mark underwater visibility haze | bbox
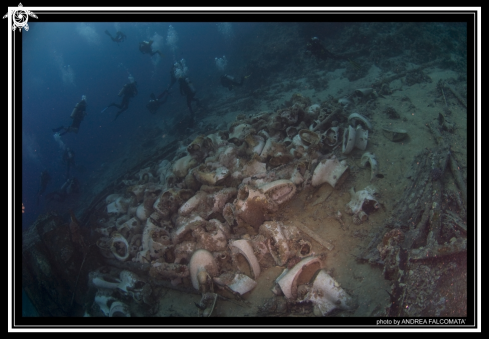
[20,21,469,320]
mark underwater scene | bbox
[20,22,468,319]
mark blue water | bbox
[21,22,257,230]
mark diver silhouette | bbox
[306,37,346,61]
[52,95,87,136]
[139,40,163,57]
[105,30,127,43]
[179,77,201,128]
[220,74,245,91]
[102,76,138,121]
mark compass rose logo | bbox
[3,3,38,32]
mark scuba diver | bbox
[220,74,245,91]
[146,91,170,114]
[36,170,51,206]
[306,37,347,61]
[62,147,76,178]
[64,177,80,195]
[105,30,127,43]
[102,76,138,121]
[45,177,80,203]
[179,77,201,128]
[52,95,87,136]
[139,40,163,57]
[167,62,180,91]
[146,59,187,114]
